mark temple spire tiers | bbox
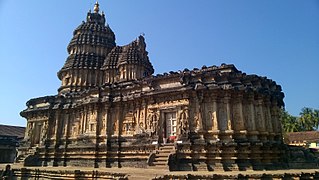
[20,3,287,171]
[58,2,116,94]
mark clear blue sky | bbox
[0,1,318,127]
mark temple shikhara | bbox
[19,2,286,171]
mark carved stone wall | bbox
[19,3,285,171]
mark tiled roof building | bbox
[0,124,25,163]
[285,131,319,147]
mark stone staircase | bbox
[151,143,175,169]
[16,147,38,164]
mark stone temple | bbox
[19,2,285,171]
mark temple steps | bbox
[16,147,38,164]
[150,143,175,169]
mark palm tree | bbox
[299,107,319,131]
[281,109,300,132]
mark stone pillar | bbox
[114,104,120,136]
[83,106,88,134]
[142,100,147,132]
[135,102,141,134]
[247,93,258,141]
[64,111,70,137]
[80,109,84,134]
[218,93,233,142]
[53,110,62,166]
[265,98,274,140]
[105,104,112,168]
[63,110,71,166]
[25,122,32,141]
[233,94,246,140]
[212,97,218,131]
[159,110,165,143]
[54,110,61,144]
[256,97,267,141]
[188,92,197,132]
[271,99,282,141]
[104,105,110,137]
[197,92,206,143]
[207,93,219,141]
[270,99,282,167]
[225,95,232,131]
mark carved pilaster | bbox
[188,92,197,132]
[256,97,265,132]
[103,104,110,137]
[247,93,258,140]
[80,109,84,134]
[196,91,204,131]
[64,111,70,137]
[54,110,61,145]
[224,94,232,131]
[233,93,246,140]
[83,106,88,134]
[271,99,282,141]
[264,98,273,136]
[233,94,245,131]
[113,104,121,136]
[211,93,218,131]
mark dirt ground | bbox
[1,163,319,180]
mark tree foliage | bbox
[281,107,319,132]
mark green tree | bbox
[280,109,300,132]
[281,107,319,132]
[299,107,319,131]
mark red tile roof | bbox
[285,131,319,142]
[0,124,25,138]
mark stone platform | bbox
[1,164,319,180]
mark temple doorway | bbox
[164,112,177,143]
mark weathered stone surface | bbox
[17,2,317,172]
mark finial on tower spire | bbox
[94,1,100,13]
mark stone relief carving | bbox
[27,123,33,140]
[147,110,159,136]
[195,114,201,131]
[122,112,136,135]
[179,110,189,135]
[90,111,97,122]
[208,111,213,129]
[41,121,48,141]
[112,121,117,133]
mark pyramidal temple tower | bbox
[58,2,153,94]
[19,2,286,171]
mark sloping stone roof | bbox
[0,124,25,138]
[285,131,319,142]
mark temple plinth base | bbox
[219,130,234,142]
[247,131,259,141]
[234,130,247,141]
